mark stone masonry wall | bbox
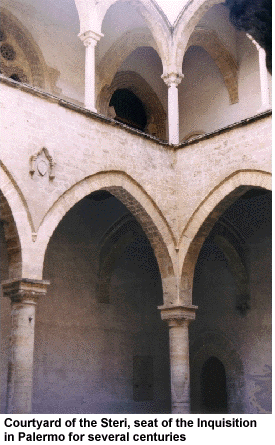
[0,79,272,415]
[0,79,271,284]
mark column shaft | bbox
[85,41,97,112]
[246,34,270,111]
[258,47,270,109]
[79,30,103,112]
[160,305,197,414]
[168,84,180,144]
[2,279,49,414]
[169,320,190,413]
[162,72,183,145]
[7,298,37,413]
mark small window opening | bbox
[201,356,228,413]
[109,89,147,131]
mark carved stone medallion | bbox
[29,147,55,180]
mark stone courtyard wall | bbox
[0,78,272,414]
[0,79,271,281]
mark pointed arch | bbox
[0,162,34,279]
[0,7,49,89]
[186,27,238,104]
[100,0,171,61]
[96,28,159,93]
[35,171,177,303]
[172,0,222,72]
[179,170,271,303]
[190,329,245,413]
[74,0,171,70]
[97,70,167,139]
[0,191,22,280]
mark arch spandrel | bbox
[178,170,272,305]
[35,171,177,304]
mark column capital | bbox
[78,30,104,47]
[159,304,198,326]
[2,278,50,303]
[161,72,184,87]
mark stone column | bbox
[162,72,183,144]
[160,305,197,413]
[79,30,103,112]
[2,278,50,414]
[247,34,270,111]
[258,47,270,110]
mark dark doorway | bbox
[201,356,228,413]
[109,88,147,131]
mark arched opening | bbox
[0,8,46,89]
[98,69,167,139]
[96,0,168,137]
[1,4,83,102]
[97,0,169,67]
[109,88,147,131]
[0,193,10,414]
[189,187,272,413]
[176,2,266,137]
[33,190,170,413]
[0,190,22,279]
[0,189,23,413]
[36,173,176,297]
[201,356,228,413]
